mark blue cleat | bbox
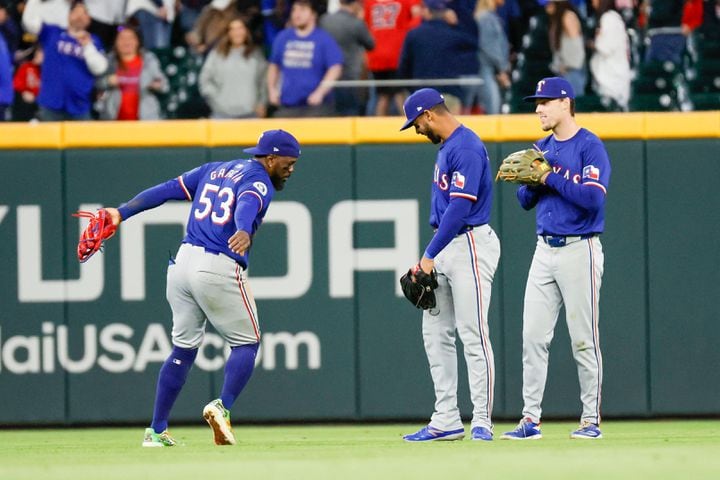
[570,421,603,439]
[501,417,542,440]
[403,425,465,442]
[471,426,493,441]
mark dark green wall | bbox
[0,138,717,426]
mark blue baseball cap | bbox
[244,129,301,157]
[523,76,575,102]
[400,88,446,131]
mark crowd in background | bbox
[0,0,718,122]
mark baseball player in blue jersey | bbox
[101,129,301,447]
[501,77,610,440]
[400,88,501,442]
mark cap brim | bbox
[523,94,573,102]
[399,118,416,131]
[523,94,552,102]
[243,147,264,155]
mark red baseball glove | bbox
[73,209,117,263]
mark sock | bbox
[150,346,198,433]
[220,343,259,410]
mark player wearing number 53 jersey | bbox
[502,77,610,441]
[400,89,501,442]
[103,129,301,447]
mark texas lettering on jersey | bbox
[433,164,449,190]
[551,165,582,183]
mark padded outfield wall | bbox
[0,113,718,426]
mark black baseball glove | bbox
[399,264,439,310]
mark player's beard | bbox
[426,130,442,144]
[271,176,286,191]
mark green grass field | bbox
[1,421,718,480]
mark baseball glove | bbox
[399,264,439,310]
[73,209,117,263]
[496,148,552,186]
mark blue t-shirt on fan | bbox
[269,27,343,107]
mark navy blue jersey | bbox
[180,159,275,266]
[429,125,493,228]
[518,128,611,235]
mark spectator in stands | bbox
[12,44,42,120]
[0,20,11,120]
[178,0,213,40]
[96,24,167,120]
[545,0,587,96]
[474,0,511,114]
[0,0,21,62]
[364,0,421,115]
[84,0,128,50]
[589,0,630,110]
[199,16,267,118]
[187,0,238,54]
[261,0,291,53]
[126,0,175,50]
[235,0,264,45]
[320,0,376,116]
[495,0,524,56]
[443,0,483,112]
[23,0,108,121]
[398,0,479,112]
[681,0,703,35]
[571,0,587,18]
[643,0,685,64]
[267,0,343,117]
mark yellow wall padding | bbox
[0,112,717,149]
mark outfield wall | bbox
[0,113,718,426]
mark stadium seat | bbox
[575,94,619,112]
[629,92,679,112]
[689,92,720,110]
[152,46,209,119]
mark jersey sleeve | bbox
[447,147,487,202]
[116,177,189,220]
[424,196,473,259]
[579,140,611,195]
[234,192,263,233]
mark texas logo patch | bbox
[451,171,466,189]
[582,165,600,181]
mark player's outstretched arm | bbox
[117,178,189,221]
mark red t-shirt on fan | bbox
[364,0,421,72]
[116,55,143,120]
